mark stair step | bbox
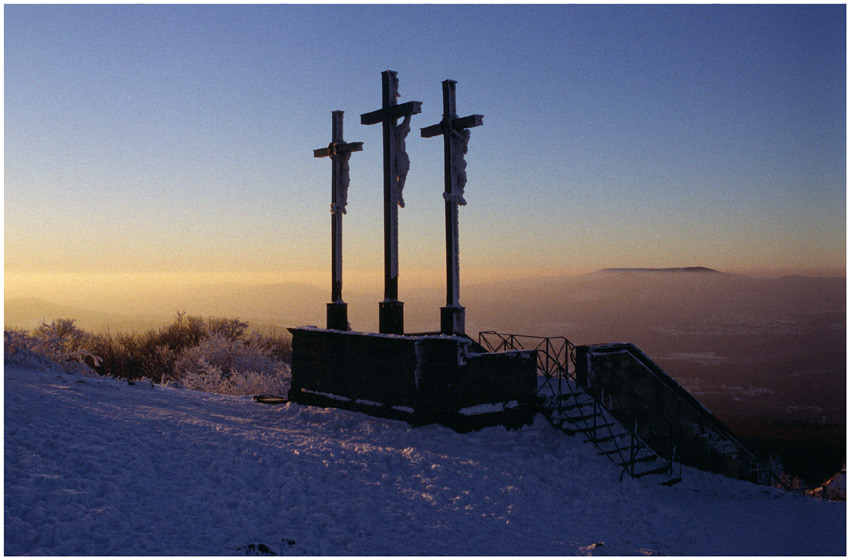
[634,465,671,478]
[559,425,578,436]
[554,391,585,399]
[558,399,595,412]
[618,454,656,467]
[573,422,615,434]
[543,388,683,484]
[588,432,629,444]
[562,412,604,424]
[598,445,640,457]
[557,391,588,400]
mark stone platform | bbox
[287,327,538,432]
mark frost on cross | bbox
[449,128,471,206]
[388,72,410,208]
[333,151,352,215]
[387,71,412,209]
[395,115,412,208]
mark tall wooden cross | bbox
[361,70,422,334]
[421,80,483,335]
[313,110,363,331]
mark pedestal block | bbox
[440,305,465,336]
[379,300,404,335]
[326,302,349,331]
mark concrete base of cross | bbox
[326,302,349,331]
[440,305,465,336]
[379,300,404,335]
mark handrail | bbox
[479,331,786,489]
[478,331,574,385]
[479,331,677,479]
[585,344,788,490]
[588,344,756,460]
[588,359,679,471]
[479,331,574,404]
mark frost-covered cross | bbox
[360,70,422,335]
[313,110,363,331]
[421,80,483,335]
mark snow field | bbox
[4,361,845,555]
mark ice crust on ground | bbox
[4,362,845,556]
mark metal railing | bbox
[585,356,681,479]
[585,344,787,489]
[478,331,575,400]
[478,332,678,481]
[479,331,787,489]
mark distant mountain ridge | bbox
[4,297,168,332]
[596,267,721,274]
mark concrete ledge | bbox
[290,387,537,432]
[288,327,537,432]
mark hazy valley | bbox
[7,268,844,426]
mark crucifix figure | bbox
[421,80,483,335]
[313,110,363,331]
[361,70,422,334]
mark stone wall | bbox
[288,327,537,431]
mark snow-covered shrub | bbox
[5,314,292,396]
[91,314,261,382]
[206,317,249,340]
[155,312,209,352]
[179,363,291,396]
[171,331,291,396]
[4,329,63,373]
[4,322,101,376]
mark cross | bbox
[361,70,422,335]
[421,79,483,335]
[313,110,363,331]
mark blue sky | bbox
[5,4,846,293]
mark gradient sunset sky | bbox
[5,4,846,300]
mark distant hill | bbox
[4,281,331,334]
[596,267,721,274]
[4,298,170,333]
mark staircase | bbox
[478,332,681,485]
[479,332,787,488]
[547,378,682,484]
[577,343,784,485]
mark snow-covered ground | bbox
[4,357,845,556]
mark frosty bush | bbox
[171,331,291,396]
[4,314,292,397]
[179,364,291,397]
[4,320,101,376]
[87,313,291,383]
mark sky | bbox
[4,4,847,303]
